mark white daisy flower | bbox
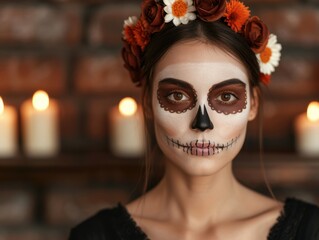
[163,0,196,26]
[123,16,138,28]
[256,34,282,75]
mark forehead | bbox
[153,40,249,85]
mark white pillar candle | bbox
[21,90,59,158]
[0,97,17,158]
[295,101,319,156]
[110,97,145,157]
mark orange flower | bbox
[123,26,136,45]
[224,0,250,32]
[122,16,138,45]
[132,20,151,50]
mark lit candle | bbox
[295,101,319,156]
[110,97,145,157]
[0,97,17,157]
[21,90,59,157]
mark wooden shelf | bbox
[0,153,318,188]
[234,153,319,187]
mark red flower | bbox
[122,41,143,86]
[243,16,269,53]
[141,0,165,33]
[260,73,271,85]
[194,0,226,22]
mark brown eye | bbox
[217,92,238,104]
[167,91,189,102]
[157,79,197,113]
[207,80,247,115]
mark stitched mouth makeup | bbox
[166,136,239,156]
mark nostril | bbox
[191,105,214,132]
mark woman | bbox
[69,0,319,239]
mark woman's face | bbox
[152,40,258,176]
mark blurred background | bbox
[0,0,318,239]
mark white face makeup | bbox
[152,41,256,175]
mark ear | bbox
[248,87,259,121]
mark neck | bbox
[153,159,242,226]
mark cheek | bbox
[211,108,250,139]
[153,89,192,137]
[153,106,192,137]
[211,92,252,136]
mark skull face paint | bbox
[157,78,197,113]
[152,41,257,175]
[157,78,248,115]
[208,79,247,115]
[166,136,239,157]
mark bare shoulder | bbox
[126,184,164,219]
[125,193,159,222]
[250,194,283,227]
[237,187,283,238]
[240,185,283,217]
[249,190,282,214]
[125,198,144,217]
[126,195,169,239]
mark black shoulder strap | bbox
[68,204,148,240]
[68,207,121,240]
[293,199,319,240]
[268,198,319,240]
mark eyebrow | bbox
[211,79,246,90]
[158,78,194,89]
[159,78,246,90]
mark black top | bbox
[69,198,319,240]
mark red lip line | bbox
[166,137,239,156]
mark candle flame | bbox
[0,97,4,114]
[32,90,50,111]
[119,97,137,116]
[307,101,319,122]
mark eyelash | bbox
[215,91,239,104]
[166,90,190,103]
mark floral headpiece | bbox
[122,0,282,86]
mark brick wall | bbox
[0,0,318,239]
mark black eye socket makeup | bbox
[157,78,197,114]
[207,79,247,115]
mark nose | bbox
[191,105,214,132]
